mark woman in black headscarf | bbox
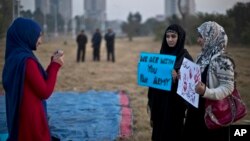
[147,24,193,141]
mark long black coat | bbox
[148,24,193,141]
[76,34,87,47]
[91,32,102,48]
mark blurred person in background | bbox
[104,28,116,62]
[76,29,88,62]
[91,28,102,61]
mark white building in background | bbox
[33,0,72,36]
[165,0,178,18]
[164,0,196,18]
[58,0,72,22]
[34,0,50,14]
[84,0,106,32]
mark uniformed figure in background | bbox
[91,28,102,61]
[76,30,88,62]
[104,28,116,62]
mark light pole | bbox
[12,0,15,20]
[54,4,58,37]
[72,18,76,39]
[12,0,20,20]
[51,3,58,37]
[17,0,20,17]
[43,1,48,42]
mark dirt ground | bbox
[0,36,250,141]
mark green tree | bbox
[56,13,65,32]
[74,16,81,33]
[126,12,135,41]
[141,18,158,36]
[84,17,98,33]
[152,21,167,41]
[33,8,44,27]
[241,22,250,44]
[0,0,12,39]
[183,15,200,45]
[134,12,142,36]
[197,13,235,45]
[122,12,142,41]
[227,2,250,44]
[20,10,33,19]
[46,14,54,33]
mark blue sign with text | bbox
[137,52,176,91]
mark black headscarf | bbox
[160,24,189,70]
[147,23,192,97]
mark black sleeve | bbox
[147,87,154,112]
[174,49,193,70]
[76,35,79,43]
[184,49,193,62]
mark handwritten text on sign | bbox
[177,58,201,108]
[137,52,176,91]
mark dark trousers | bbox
[76,46,86,62]
[183,98,230,141]
[107,46,115,62]
[93,47,100,61]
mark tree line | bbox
[0,2,250,45]
[122,2,250,45]
[0,1,68,39]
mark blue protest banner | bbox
[137,52,176,91]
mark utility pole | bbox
[43,0,48,41]
[53,4,58,37]
[12,0,15,20]
[12,0,21,21]
[17,0,20,18]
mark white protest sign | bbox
[177,58,201,108]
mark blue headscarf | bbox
[2,17,46,140]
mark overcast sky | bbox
[21,0,250,21]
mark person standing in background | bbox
[2,17,64,141]
[91,28,102,61]
[104,28,116,62]
[76,30,88,62]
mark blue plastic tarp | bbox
[0,90,125,141]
